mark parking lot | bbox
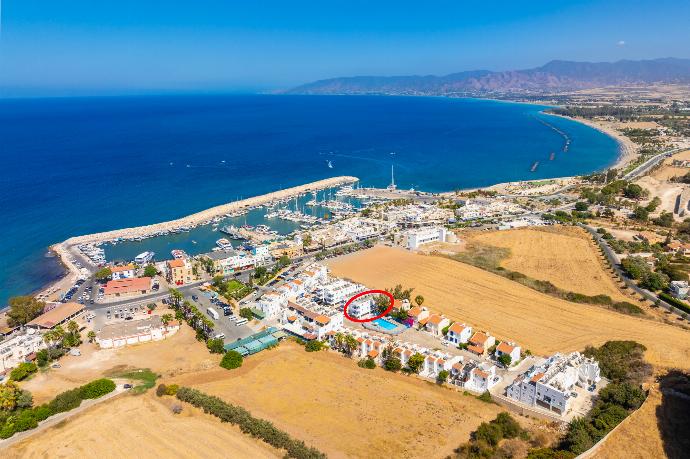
[185,287,254,345]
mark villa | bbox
[495,341,521,365]
[465,362,500,392]
[446,322,473,344]
[467,331,496,356]
[407,306,429,327]
[425,314,450,336]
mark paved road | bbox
[579,223,688,318]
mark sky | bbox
[0,0,688,96]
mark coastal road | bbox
[623,147,682,181]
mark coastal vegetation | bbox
[5,296,45,327]
[0,378,116,439]
[449,412,531,459]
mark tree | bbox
[305,340,324,352]
[169,289,183,307]
[407,353,425,373]
[206,338,225,354]
[574,202,589,212]
[623,183,646,199]
[383,356,402,372]
[6,296,45,327]
[87,331,96,343]
[67,320,79,335]
[374,294,391,315]
[143,264,158,277]
[0,381,23,411]
[220,351,243,370]
[414,295,424,306]
[254,266,267,279]
[653,211,674,227]
[498,353,512,367]
[277,255,291,268]
[161,313,173,326]
[632,206,649,221]
[239,308,253,320]
[436,370,449,384]
[639,271,668,291]
[343,335,359,356]
[94,267,112,281]
[621,256,650,280]
[302,233,312,246]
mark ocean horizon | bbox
[0,94,619,306]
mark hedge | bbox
[176,387,325,459]
[658,292,690,314]
[0,378,117,439]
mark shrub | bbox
[0,423,16,439]
[32,404,53,422]
[47,388,82,414]
[165,384,179,396]
[478,391,493,403]
[36,349,49,367]
[358,358,376,369]
[304,340,324,352]
[10,362,38,381]
[79,378,116,399]
[611,301,644,315]
[436,370,449,384]
[384,357,402,372]
[220,351,243,370]
[171,404,183,414]
[475,421,503,446]
[206,338,225,354]
[13,409,38,432]
[156,384,168,397]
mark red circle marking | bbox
[343,290,394,323]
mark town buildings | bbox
[103,277,153,299]
[446,322,473,345]
[110,264,136,280]
[166,258,196,285]
[26,302,85,330]
[405,227,449,250]
[0,330,46,371]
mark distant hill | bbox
[287,58,690,95]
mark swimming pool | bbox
[373,318,398,330]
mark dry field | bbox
[468,227,630,301]
[590,388,666,459]
[4,392,280,459]
[650,149,690,181]
[327,246,690,370]
[21,325,218,404]
[172,341,507,459]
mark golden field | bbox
[327,245,690,370]
[469,227,630,301]
[4,393,280,459]
[172,341,507,459]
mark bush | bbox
[659,292,690,314]
[48,388,82,414]
[0,423,16,439]
[611,301,643,315]
[36,349,49,367]
[304,340,324,352]
[220,351,243,370]
[32,405,52,422]
[79,378,116,399]
[436,369,449,384]
[384,356,402,372]
[358,358,376,369]
[10,362,38,381]
[478,391,493,403]
[206,338,225,354]
[166,384,179,396]
[156,384,168,397]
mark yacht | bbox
[216,239,233,250]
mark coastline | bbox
[38,176,357,301]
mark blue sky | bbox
[0,0,688,96]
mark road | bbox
[579,223,688,318]
[623,148,683,181]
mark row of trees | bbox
[168,289,214,341]
[174,387,325,459]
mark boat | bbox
[530,161,540,172]
[171,249,187,259]
[549,152,555,161]
[220,225,244,239]
[134,251,155,264]
[216,238,233,250]
[327,160,333,169]
[335,185,354,196]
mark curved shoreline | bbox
[38,176,358,300]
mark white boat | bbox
[327,160,333,169]
[216,238,233,250]
[134,251,155,264]
[335,185,354,196]
[171,249,187,259]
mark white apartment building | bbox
[282,301,344,341]
[347,297,375,320]
[0,330,46,371]
[405,227,448,250]
[506,352,601,415]
[315,279,365,305]
[257,292,288,319]
[670,280,690,299]
[465,362,500,392]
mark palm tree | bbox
[334,332,344,352]
[414,295,424,306]
[344,335,359,357]
[170,289,183,308]
[42,330,55,348]
[67,320,79,335]
[87,330,96,343]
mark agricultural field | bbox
[172,341,511,459]
[3,392,280,459]
[468,227,630,301]
[327,245,690,370]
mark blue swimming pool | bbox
[373,318,398,330]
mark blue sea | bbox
[0,95,619,306]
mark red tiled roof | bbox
[103,277,152,295]
[496,342,516,355]
[470,332,489,345]
[167,259,185,268]
[448,322,467,334]
[110,264,135,273]
[467,344,484,355]
[368,349,379,358]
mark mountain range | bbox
[287,58,690,95]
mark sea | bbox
[0,94,619,306]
